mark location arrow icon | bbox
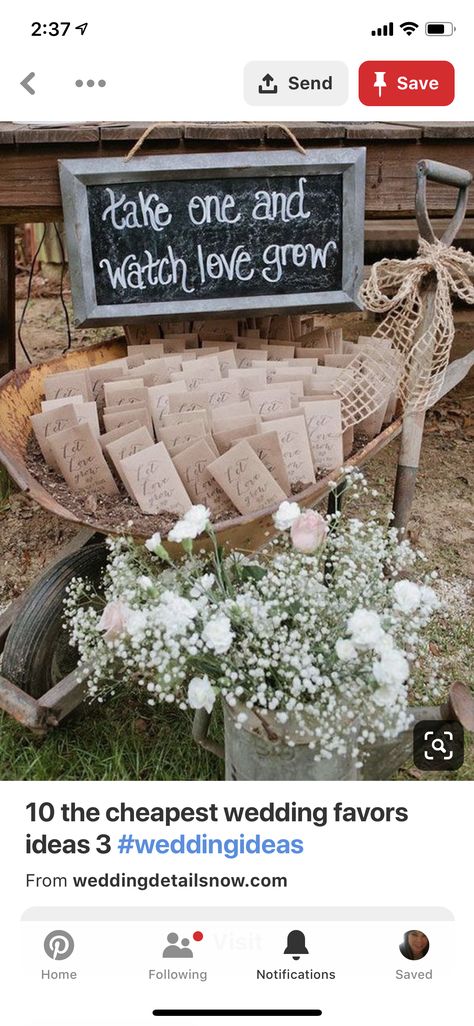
[20,72,36,95]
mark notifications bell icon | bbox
[284,929,309,960]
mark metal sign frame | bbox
[59,147,366,326]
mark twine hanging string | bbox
[360,238,474,412]
[124,123,162,161]
[124,122,307,162]
[271,124,307,155]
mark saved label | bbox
[359,61,455,106]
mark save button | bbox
[359,61,454,106]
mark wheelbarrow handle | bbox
[416,158,473,247]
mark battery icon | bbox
[425,22,455,35]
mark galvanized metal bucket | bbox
[222,701,361,781]
[192,683,474,781]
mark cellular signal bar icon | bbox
[372,22,394,36]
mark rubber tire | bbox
[2,543,107,699]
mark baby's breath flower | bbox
[64,475,441,764]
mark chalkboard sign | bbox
[59,148,366,326]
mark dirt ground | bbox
[1,276,473,613]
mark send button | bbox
[289,74,334,92]
[245,62,348,105]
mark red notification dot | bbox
[193,931,204,941]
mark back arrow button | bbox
[20,72,36,95]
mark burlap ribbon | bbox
[360,238,474,411]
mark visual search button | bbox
[413,720,464,770]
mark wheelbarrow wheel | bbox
[2,543,107,699]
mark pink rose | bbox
[98,599,130,640]
[290,510,328,553]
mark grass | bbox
[0,701,223,782]
[398,606,474,781]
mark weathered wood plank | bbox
[403,122,474,140]
[37,669,88,724]
[13,125,101,144]
[346,123,423,139]
[100,122,183,142]
[265,123,347,141]
[432,350,474,403]
[183,122,266,142]
[1,140,473,220]
[0,206,62,223]
[0,225,15,376]
[0,124,16,144]
[0,147,107,214]
[0,674,43,730]
[365,217,474,241]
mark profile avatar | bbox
[399,930,429,960]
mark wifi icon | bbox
[400,21,419,36]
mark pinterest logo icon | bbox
[44,931,75,961]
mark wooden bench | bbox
[1,120,474,372]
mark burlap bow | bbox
[360,238,474,411]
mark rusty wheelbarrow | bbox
[0,336,471,775]
[0,335,406,731]
[0,337,472,777]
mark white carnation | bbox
[372,683,400,708]
[137,575,153,590]
[190,573,216,599]
[168,520,192,543]
[347,608,385,649]
[187,675,216,714]
[199,573,216,591]
[126,609,148,637]
[157,591,198,634]
[373,631,395,657]
[393,579,421,614]
[273,501,301,531]
[185,503,211,533]
[419,584,439,612]
[372,648,410,688]
[145,532,162,554]
[168,505,211,543]
[202,614,234,654]
[335,638,358,662]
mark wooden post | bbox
[0,225,16,376]
[392,410,426,531]
[392,283,435,532]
